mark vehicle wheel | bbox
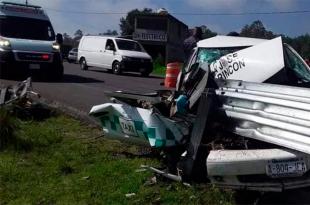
[112,61,122,75]
[80,58,88,70]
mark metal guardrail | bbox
[215,79,310,154]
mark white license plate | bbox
[119,117,137,136]
[29,64,40,69]
[266,158,307,178]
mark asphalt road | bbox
[0,62,164,113]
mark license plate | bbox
[266,158,307,178]
[119,117,137,136]
[29,64,40,69]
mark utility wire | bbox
[45,8,310,16]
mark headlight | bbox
[0,38,11,50]
[52,43,60,51]
[122,56,131,61]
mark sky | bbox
[6,0,310,37]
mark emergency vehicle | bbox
[0,1,63,80]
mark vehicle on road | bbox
[67,48,78,63]
[0,1,64,80]
[78,36,153,76]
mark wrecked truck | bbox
[90,36,310,192]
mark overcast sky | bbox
[7,0,310,37]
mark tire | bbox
[80,58,88,70]
[112,61,122,75]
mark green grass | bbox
[152,63,166,76]
[0,115,235,205]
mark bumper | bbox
[68,55,77,61]
[0,50,63,73]
[207,149,310,192]
[121,59,153,72]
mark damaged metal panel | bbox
[216,79,310,154]
[207,149,309,176]
[89,103,189,148]
[0,77,33,106]
[208,175,310,192]
[210,37,284,82]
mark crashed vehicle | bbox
[90,36,310,192]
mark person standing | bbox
[183,27,203,60]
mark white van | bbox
[78,36,153,76]
[0,1,64,80]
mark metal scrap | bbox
[0,77,38,107]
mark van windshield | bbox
[284,45,310,82]
[196,47,248,65]
[115,39,143,52]
[0,16,55,41]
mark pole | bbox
[26,0,28,5]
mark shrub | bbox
[0,107,19,149]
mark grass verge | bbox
[152,63,166,77]
[0,115,235,204]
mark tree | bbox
[119,8,153,36]
[99,30,118,36]
[62,33,73,45]
[73,29,83,41]
[240,20,275,39]
[201,25,217,39]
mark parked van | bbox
[78,36,153,76]
[0,1,64,80]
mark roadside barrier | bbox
[164,62,181,88]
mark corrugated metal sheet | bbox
[215,79,310,154]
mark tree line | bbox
[63,8,310,59]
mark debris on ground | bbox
[125,193,136,198]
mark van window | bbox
[0,16,55,41]
[115,39,143,52]
[106,39,115,51]
[284,45,310,82]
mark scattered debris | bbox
[125,193,136,198]
[81,176,90,180]
[0,77,39,107]
[135,168,147,173]
[141,165,181,182]
[144,176,157,186]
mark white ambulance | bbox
[0,1,63,80]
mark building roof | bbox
[197,35,267,48]
[135,13,188,28]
